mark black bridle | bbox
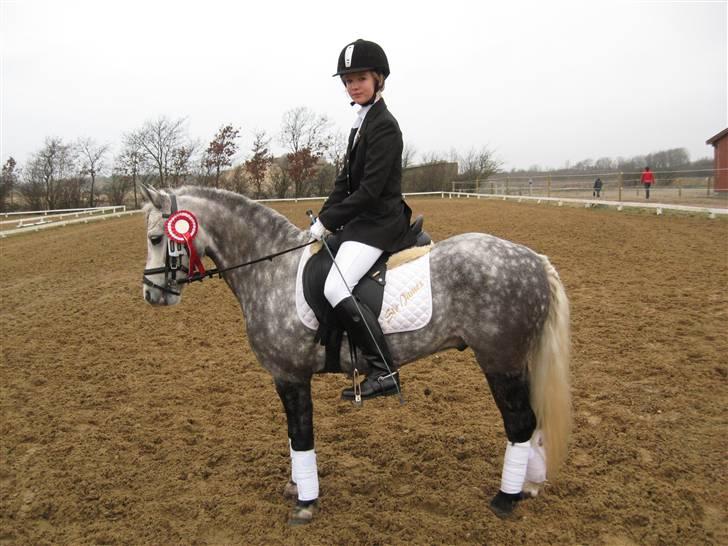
[142,195,314,297]
[142,195,188,296]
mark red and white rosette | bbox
[165,210,206,277]
[165,210,198,242]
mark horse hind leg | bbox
[482,369,539,518]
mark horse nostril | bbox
[145,291,151,302]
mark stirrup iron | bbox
[353,368,362,406]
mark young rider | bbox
[309,39,416,401]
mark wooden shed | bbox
[706,128,728,192]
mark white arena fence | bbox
[0,207,136,238]
[1,190,725,239]
[1,206,127,229]
[439,191,728,219]
[451,168,726,204]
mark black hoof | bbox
[287,499,319,526]
[489,491,524,519]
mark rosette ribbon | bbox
[165,210,206,278]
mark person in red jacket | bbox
[640,167,655,199]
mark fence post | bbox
[707,177,711,196]
[476,178,480,194]
[618,172,623,201]
[547,175,552,198]
[678,178,682,198]
[506,176,510,195]
[490,181,495,195]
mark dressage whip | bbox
[306,210,403,405]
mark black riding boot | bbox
[334,296,400,400]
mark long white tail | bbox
[528,256,572,479]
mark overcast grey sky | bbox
[1,0,726,171]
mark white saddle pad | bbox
[295,245,433,334]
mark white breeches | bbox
[323,241,383,308]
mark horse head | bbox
[140,185,211,306]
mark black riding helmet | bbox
[333,39,390,78]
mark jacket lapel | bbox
[347,127,358,154]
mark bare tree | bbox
[22,138,76,210]
[594,157,616,171]
[202,124,240,187]
[116,138,147,208]
[1,157,18,211]
[56,175,85,209]
[128,116,187,186]
[402,143,417,169]
[196,156,215,187]
[312,162,336,197]
[77,138,109,207]
[326,130,347,175]
[169,144,196,187]
[458,146,502,181]
[227,164,248,195]
[106,174,131,206]
[420,151,448,164]
[279,107,332,197]
[18,169,44,210]
[244,130,273,199]
[269,161,290,199]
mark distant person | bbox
[593,177,603,198]
[640,167,655,199]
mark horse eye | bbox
[149,234,163,246]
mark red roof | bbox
[706,128,728,145]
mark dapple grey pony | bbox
[140,185,571,524]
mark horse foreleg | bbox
[274,377,319,525]
[485,372,538,519]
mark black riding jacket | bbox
[318,99,415,253]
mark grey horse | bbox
[140,185,571,524]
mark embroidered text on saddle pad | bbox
[295,245,433,334]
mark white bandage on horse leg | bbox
[500,440,531,494]
[525,430,547,484]
[290,448,319,502]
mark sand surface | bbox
[1,197,726,545]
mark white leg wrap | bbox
[290,448,319,502]
[500,440,531,494]
[525,430,547,484]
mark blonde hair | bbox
[372,71,386,93]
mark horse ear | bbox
[139,184,166,210]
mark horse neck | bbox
[184,188,306,270]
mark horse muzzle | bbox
[142,275,182,306]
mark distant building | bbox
[706,128,728,193]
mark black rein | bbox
[179,240,315,285]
